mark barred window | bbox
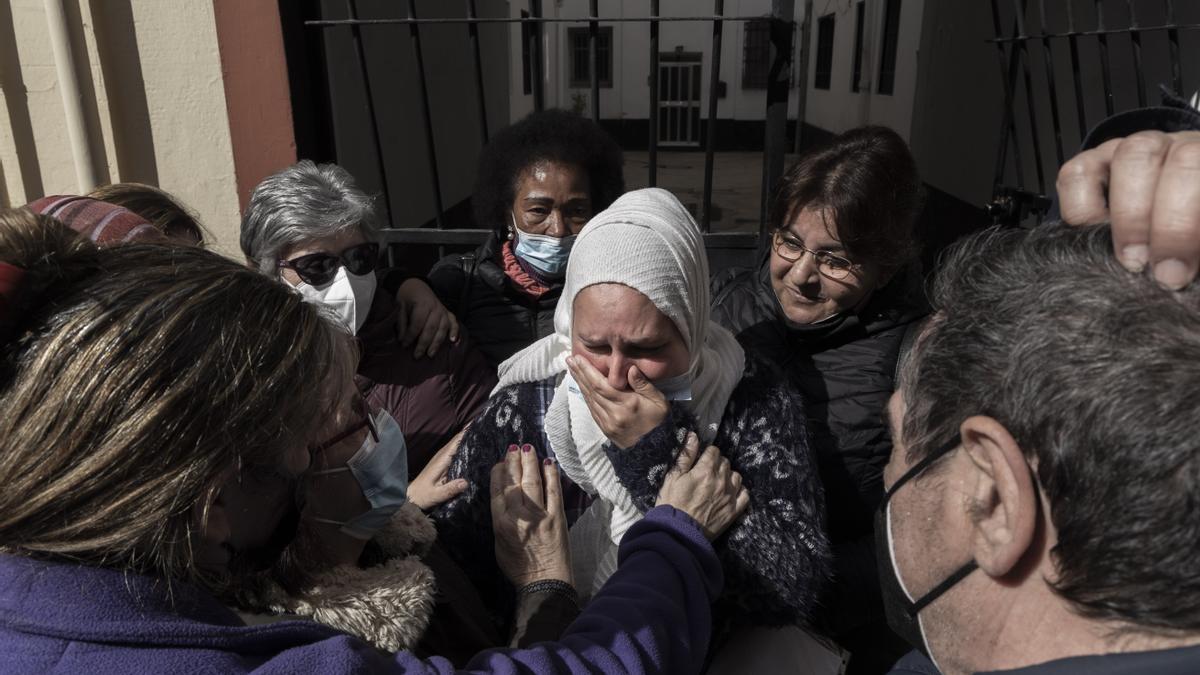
[568,26,614,88]
[814,14,835,90]
[742,19,771,89]
[877,0,902,95]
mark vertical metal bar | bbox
[589,0,600,122]
[990,0,1027,194]
[1036,0,1064,165]
[701,0,725,232]
[466,0,489,143]
[1126,0,1146,107]
[1065,0,1088,140]
[648,0,660,186]
[1165,0,1183,95]
[531,0,545,111]
[407,0,444,228]
[1013,0,1046,193]
[343,0,394,227]
[1095,0,1114,117]
[762,1,795,235]
[793,0,813,155]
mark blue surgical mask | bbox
[512,214,575,278]
[310,410,410,540]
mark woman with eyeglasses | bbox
[426,109,625,369]
[710,126,928,674]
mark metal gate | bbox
[301,0,802,270]
[658,58,702,147]
[987,0,1200,226]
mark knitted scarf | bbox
[495,188,745,548]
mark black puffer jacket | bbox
[427,234,560,369]
[710,262,927,638]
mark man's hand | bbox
[491,444,572,588]
[656,433,750,541]
[1057,130,1200,289]
[566,355,670,449]
[407,428,469,510]
[395,278,459,358]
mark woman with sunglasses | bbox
[242,160,496,478]
[710,126,928,675]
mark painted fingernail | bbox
[507,444,519,453]
[1120,244,1149,272]
[522,444,534,453]
[1154,258,1192,290]
[543,458,554,466]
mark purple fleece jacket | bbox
[0,506,719,674]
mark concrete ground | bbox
[623,150,770,234]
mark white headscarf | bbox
[496,188,745,551]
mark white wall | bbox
[805,0,924,141]
[510,0,808,122]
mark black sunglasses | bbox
[278,242,379,286]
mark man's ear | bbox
[959,415,1037,578]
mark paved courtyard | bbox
[623,151,773,234]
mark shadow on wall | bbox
[0,0,158,206]
[90,0,158,186]
[0,0,44,203]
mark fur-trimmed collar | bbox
[236,502,439,652]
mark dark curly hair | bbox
[770,125,924,276]
[472,109,625,237]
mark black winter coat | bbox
[710,262,927,638]
[427,234,560,369]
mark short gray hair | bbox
[900,222,1200,632]
[240,160,380,275]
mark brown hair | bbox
[88,182,206,245]
[0,207,353,583]
[770,126,924,276]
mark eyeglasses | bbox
[278,242,379,287]
[771,231,857,280]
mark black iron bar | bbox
[343,0,394,227]
[1035,0,1064,165]
[701,0,725,233]
[1165,0,1183,95]
[761,1,794,234]
[985,23,1200,42]
[1012,0,1046,193]
[1065,0,1087,142]
[1126,0,1146,107]
[990,0,1028,196]
[1095,0,1115,117]
[466,0,489,144]
[531,0,544,112]
[648,0,659,187]
[407,0,445,230]
[308,15,786,26]
[589,0,600,122]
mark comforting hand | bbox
[407,428,469,511]
[1057,130,1200,289]
[395,278,459,358]
[566,355,670,449]
[656,433,750,540]
[491,444,573,588]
